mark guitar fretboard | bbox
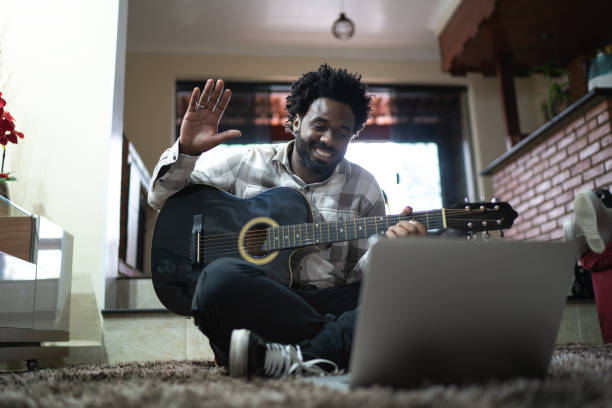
[263,210,446,251]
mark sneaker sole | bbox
[229,329,250,378]
[575,190,605,253]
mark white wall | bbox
[0,0,123,344]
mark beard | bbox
[294,128,340,178]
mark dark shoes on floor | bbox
[228,329,338,378]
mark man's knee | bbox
[192,257,260,311]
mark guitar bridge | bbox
[191,214,203,265]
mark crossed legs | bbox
[191,257,359,368]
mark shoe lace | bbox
[263,343,338,377]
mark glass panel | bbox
[0,251,37,329]
[32,216,73,332]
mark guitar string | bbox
[193,216,504,257]
[194,217,504,244]
[197,220,449,253]
[191,218,448,256]
[197,221,448,258]
[192,215,505,252]
[193,216,448,249]
[190,209,507,244]
[186,207,505,243]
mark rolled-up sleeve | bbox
[148,140,246,210]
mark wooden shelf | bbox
[0,216,33,262]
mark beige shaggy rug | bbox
[1,344,612,407]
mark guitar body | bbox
[151,184,313,316]
[151,184,518,316]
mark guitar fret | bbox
[335,221,339,242]
[264,209,459,252]
[274,226,278,250]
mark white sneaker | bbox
[229,329,338,378]
[564,189,612,254]
[563,217,589,256]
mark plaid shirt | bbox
[148,140,386,289]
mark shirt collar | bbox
[272,140,352,179]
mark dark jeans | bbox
[191,257,359,369]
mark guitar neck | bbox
[263,210,446,251]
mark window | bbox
[176,81,473,210]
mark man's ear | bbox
[292,117,301,134]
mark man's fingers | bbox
[188,87,201,112]
[400,206,413,214]
[214,89,232,115]
[208,79,225,110]
[215,129,242,142]
[198,79,215,108]
[411,220,427,235]
[385,220,426,237]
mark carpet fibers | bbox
[1,344,612,407]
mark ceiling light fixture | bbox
[332,0,355,40]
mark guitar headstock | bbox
[446,200,518,234]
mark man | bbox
[148,64,426,378]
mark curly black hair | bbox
[285,64,371,135]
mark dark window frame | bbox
[175,80,473,208]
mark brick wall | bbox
[491,97,612,241]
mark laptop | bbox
[309,237,575,389]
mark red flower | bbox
[0,107,22,146]
[5,133,17,144]
[0,93,25,179]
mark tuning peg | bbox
[480,196,486,202]
[464,197,469,203]
[482,230,491,240]
[499,229,505,238]
[491,197,498,203]
[467,232,475,241]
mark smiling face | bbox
[290,97,355,183]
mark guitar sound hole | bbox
[244,224,270,258]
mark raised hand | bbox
[179,79,242,156]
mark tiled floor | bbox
[99,300,603,366]
[102,313,215,364]
[556,300,603,344]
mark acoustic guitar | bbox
[151,184,518,316]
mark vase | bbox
[0,182,9,201]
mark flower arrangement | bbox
[0,92,24,182]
